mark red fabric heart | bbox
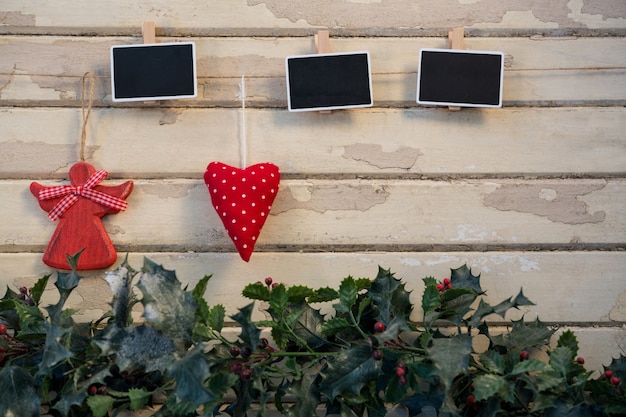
[204,162,280,262]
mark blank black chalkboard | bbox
[417,48,504,108]
[111,42,197,102]
[286,51,373,112]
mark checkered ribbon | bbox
[37,169,128,221]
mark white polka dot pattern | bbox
[204,162,280,262]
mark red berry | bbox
[264,277,273,286]
[88,385,98,395]
[240,346,252,358]
[230,346,241,357]
[611,377,620,386]
[231,362,243,374]
[576,357,585,364]
[466,394,475,406]
[372,350,383,361]
[443,278,450,286]
[373,321,386,333]
[271,282,279,288]
[240,368,252,381]
[0,324,6,335]
[398,376,407,386]
[395,367,406,377]
[519,350,529,361]
[605,370,613,379]
[436,283,444,291]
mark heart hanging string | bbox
[204,75,281,262]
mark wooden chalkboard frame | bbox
[285,51,374,112]
[110,42,197,102]
[416,48,504,108]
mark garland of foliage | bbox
[0,253,624,417]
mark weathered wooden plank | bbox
[1,37,624,106]
[3,178,624,250]
[1,107,625,178]
[1,0,625,34]
[1,252,624,326]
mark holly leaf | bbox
[29,273,50,306]
[369,266,412,324]
[450,264,483,293]
[0,366,40,417]
[428,334,472,389]
[269,283,288,315]
[319,343,381,401]
[490,317,555,349]
[335,276,358,314]
[473,374,506,402]
[322,317,353,336]
[35,322,72,379]
[421,280,440,317]
[285,374,322,417]
[242,282,270,301]
[208,304,226,332]
[556,330,579,359]
[231,303,261,349]
[87,395,115,417]
[168,347,215,405]
[128,388,152,411]
[137,258,197,350]
[286,285,315,303]
[290,303,329,350]
[308,287,339,303]
[479,349,506,375]
[550,346,575,377]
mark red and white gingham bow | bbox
[37,169,129,221]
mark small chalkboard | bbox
[286,51,373,112]
[417,48,504,108]
[110,42,197,102]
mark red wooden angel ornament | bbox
[31,162,134,270]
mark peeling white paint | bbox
[449,224,489,242]
[567,0,626,29]
[470,10,559,29]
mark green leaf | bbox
[168,347,215,405]
[336,276,358,314]
[467,298,495,327]
[319,343,381,401]
[231,302,261,349]
[87,394,116,417]
[428,334,472,389]
[285,374,322,417]
[137,258,197,350]
[369,266,412,324]
[29,273,50,306]
[556,330,579,359]
[242,282,271,301]
[35,322,72,379]
[308,287,339,303]
[0,366,40,417]
[192,274,212,300]
[489,317,556,349]
[479,349,505,374]
[290,303,329,350]
[286,285,314,303]
[511,358,551,375]
[322,317,353,336]
[128,388,152,411]
[449,264,483,293]
[269,283,288,315]
[208,304,226,332]
[473,374,506,402]
[354,277,372,291]
[421,281,440,317]
[550,346,575,377]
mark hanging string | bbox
[79,72,95,162]
[237,75,247,169]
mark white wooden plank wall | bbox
[1,1,625,374]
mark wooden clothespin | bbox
[314,30,332,114]
[141,22,159,104]
[447,27,464,111]
[142,21,156,44]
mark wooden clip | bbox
[447,27,464,111]
[314,30,331,54]
[142,21,156,44]
[314,30,332,113]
